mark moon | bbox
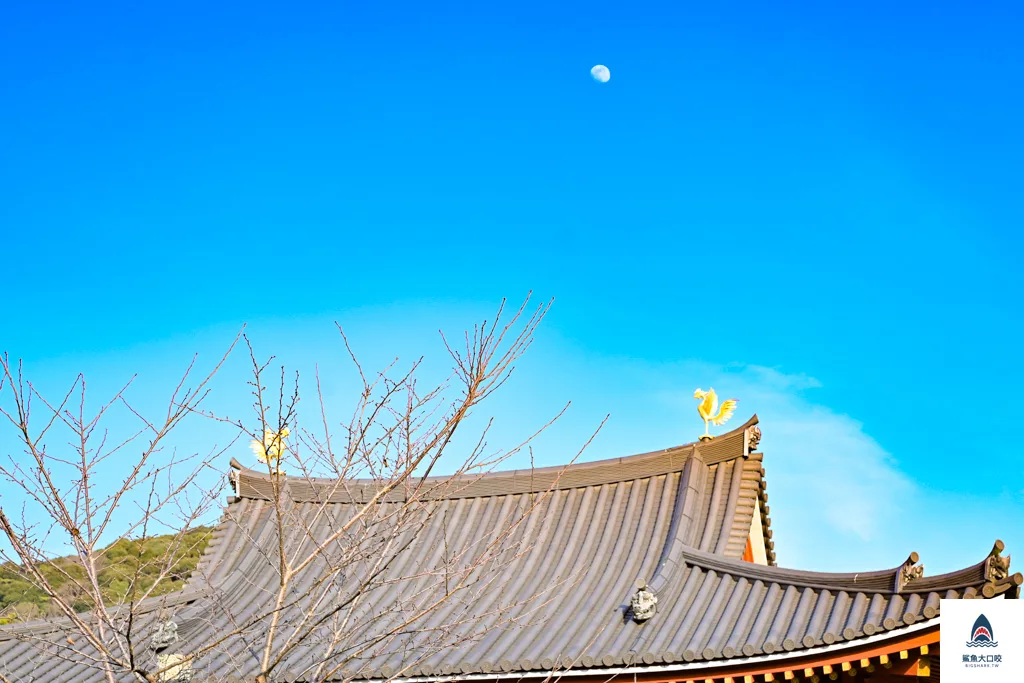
[590,65,610,83]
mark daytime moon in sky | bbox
[591,65,610,83]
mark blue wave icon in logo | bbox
[967,614,998,647]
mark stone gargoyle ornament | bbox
[150,619,195,682]
[631,579,658,623]
[150,619,179,652]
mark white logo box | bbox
[941,599,1024,682]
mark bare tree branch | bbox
[0,298,603,683]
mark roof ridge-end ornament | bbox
[745,424,762,456]
[895,551,923,592]
[985,540,1011,582]
[694,387,738,442]
[630,578,657,623]
[150,619,179,652]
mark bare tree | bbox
[0,297,601,683]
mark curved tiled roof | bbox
[1,416,1020,682]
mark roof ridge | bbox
[670,543,1022,596]
[230,416,760,503]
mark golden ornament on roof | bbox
[694,388,737,441]
[250,427,290,472]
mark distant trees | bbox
[0,297,596,683]
[0,528,212,624]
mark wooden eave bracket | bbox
[674,631,938,683]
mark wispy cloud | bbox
[723,363,824,391]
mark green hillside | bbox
[0,527,212,624]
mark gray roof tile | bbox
[2,416,1021,681]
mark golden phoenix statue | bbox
[250,427,290,473]
[694,388,737,441]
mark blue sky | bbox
[1,1,1021,574]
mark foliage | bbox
[0,527,211,624]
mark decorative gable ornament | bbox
[150,619,194,682]
[746,424,762,451]
[631,579,658,623]
[895,552,924,592]
[985,540,1011,582]
[150,619,179,651]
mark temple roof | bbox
[233,414,773,563]
[1,416,1020,682]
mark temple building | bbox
[1,415,1020,681]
